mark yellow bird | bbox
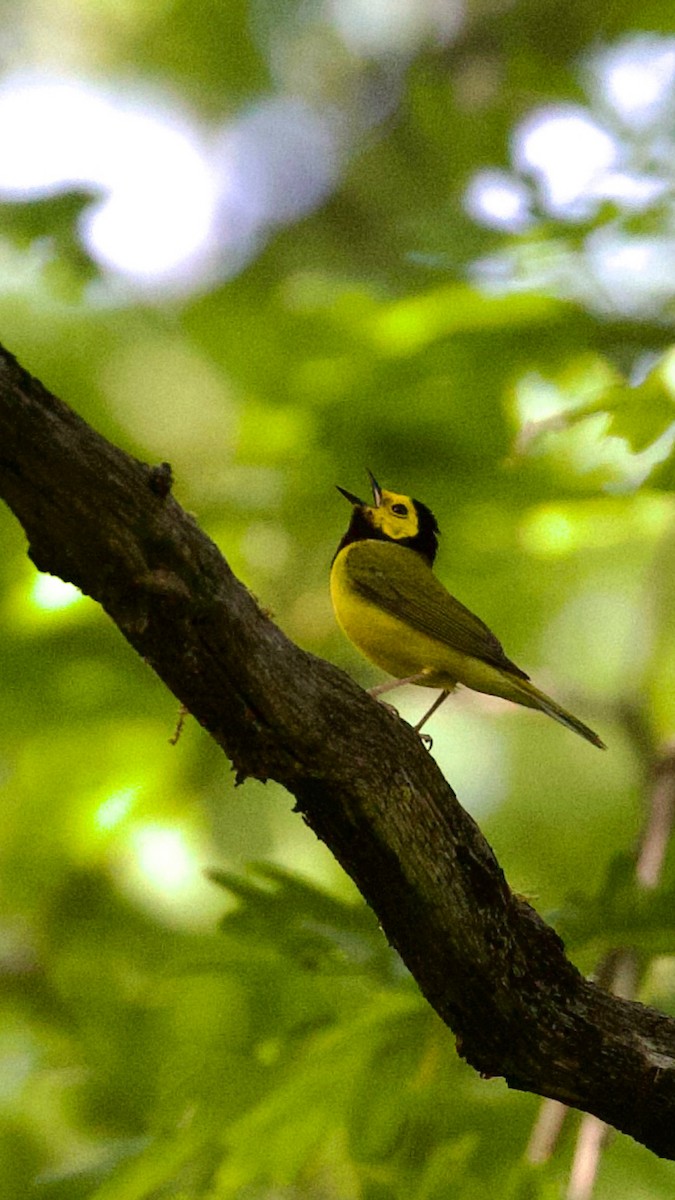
[330,472,605,748]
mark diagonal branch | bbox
[2,344,675,1157]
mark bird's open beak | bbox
[336,485,366,506]
[336,471,382,508]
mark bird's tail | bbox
[512,678,606,749]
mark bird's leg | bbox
[414,690,450,734]
[367,673,430,720]
[368,673,430,697]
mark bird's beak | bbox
[336,485,366,507]
[367,470,382,506]
[336,471,382,508]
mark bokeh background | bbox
[2,2,675,1197]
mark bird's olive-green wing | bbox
[346,542,529,680]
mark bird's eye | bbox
[391,503,408,517]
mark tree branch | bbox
[2,344,675,1158]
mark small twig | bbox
[526,1098,568,1163]
[636,741,675,888]
[614,698,658,776]
[169,704,189,745]
[566,1115,609,1200]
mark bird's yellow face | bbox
[335,473,440,565]
[362,489,420,540]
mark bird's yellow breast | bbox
[330,541,459,688]
[330,540,531,698]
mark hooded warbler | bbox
[330,472,605,748]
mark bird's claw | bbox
[372,696,432,746]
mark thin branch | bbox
[567,1116,610,1200]
[3,343,675,1158]
[637,742,675,888]
[527,1099,568,1164]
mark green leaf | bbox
[556,850,675,954]
[209,863,403,983]
[606,358,675,452]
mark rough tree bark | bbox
[1,343,675,1158]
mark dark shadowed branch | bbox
[2,344,675,1158]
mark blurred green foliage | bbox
[2,1,675,1198]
